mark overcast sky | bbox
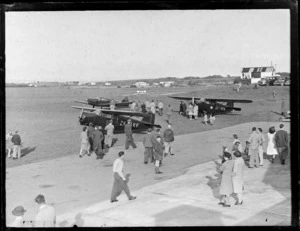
[6,10,290,83]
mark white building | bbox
[134,81,149,88]
[241,66,276,84]
[90,82,96,86]
[105,82,111,86]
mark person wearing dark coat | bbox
[124,119,137,149]
[153,136,164,174]
[93,126,104,159]
[11,130,22,159]
[141,103,147,113]
[274,124,289,165]
[87,123,95,155]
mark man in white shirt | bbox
[33,194,56,227]
[110,151,136,203]
[158,100,164,116]
[105,120,114,148]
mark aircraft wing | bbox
[100,109,146,117]
[169,96,252,103]
[71,106,110,111]
[119,115,161,128]
[74,100,89,105]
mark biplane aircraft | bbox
[74,96,132,108]
[169,95,253,115]
[72,106,161,134]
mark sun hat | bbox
[12,206,26,216]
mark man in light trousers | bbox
[247,127,262,168]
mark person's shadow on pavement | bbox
[206,160,222,200]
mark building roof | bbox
[242,66,275,73]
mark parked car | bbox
[284,79,290,86]
[258,78,276,86]
[273,79,285,86]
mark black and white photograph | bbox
[2,2,297,228]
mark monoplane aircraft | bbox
[169,95,253,115]
[74,96,132,108]
[72,106,161,133]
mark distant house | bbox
[241,66,276,84]
[90,82,96,86]
[105,82,111,86]
[134,81,149,88]
[163,81,175,87]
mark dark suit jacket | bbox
[274,130,288,147]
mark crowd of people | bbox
[179,101,216,125]
[218,123,289,207]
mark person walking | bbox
[6,131,13,158]
[163,124,175,156]
[257,128,265,166]
[87,123,95,155]
[165,104,173,124]
[153,136,164,174]
[143,128,153,164]
[93,126,104,159]
[274,124,289,165]
[219,152,234,207]
[145,99,150,112]
[266,126,278,163]
[232,150,245,205]
[281,98,286,116]
[209,112,216,125]
[33,194,56,227]
[124,119,137,149]
[182,101,187,117]
[79,126,90,157]
[110,151,137,202]
[193,104,199,120]
[158,100,164,116]
[8,206,27,227]
[105,120,114,148]
[247,127,261,168]
[11,130,21,159]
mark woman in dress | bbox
[219,152,234,207]
[79,126,90,157]
[232,150,245,205]
[266,126,278,163]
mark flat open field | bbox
[6,84,289,168]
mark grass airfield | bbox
[6,84,289,167]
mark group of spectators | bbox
[179,101,216,125]
[6,130,22,159]
[8,194,56,228]
[79,121,115,159]
[129,99,165,116]
[219,123,289,207]
[142,124,175,174]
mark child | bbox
[209,113,215,125]
[219,152,234,207]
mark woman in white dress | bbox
[193,104,199,120]
[266,126,278,163]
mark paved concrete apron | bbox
[6,122,291,226]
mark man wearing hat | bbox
[93,126,104,159]
[33,194,56,227]
[8,206,27,227]
[124,119,137,150]
[11,130,21,159]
